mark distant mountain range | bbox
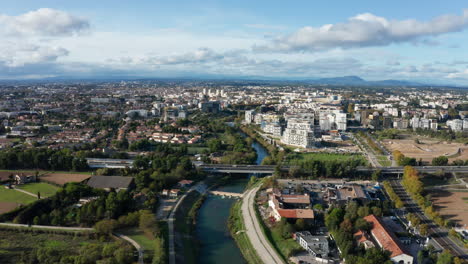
[1,74,463,88]
[302,75,424,86]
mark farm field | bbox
[0,187,37,214]
[382,137,468,163]
[39,173,91,186]
[0,170,91,186]
[17,182,60,197]
[430,189,468,227]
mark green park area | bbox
[286,152,367,164]
[120,227,155,253]
[17,182,60,198]
[0,229,133,264]
[0,187,37,204]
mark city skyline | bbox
[1,1,468,85]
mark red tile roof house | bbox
[178,180,194,188]
[268,189,314,222]
[363,215,413,264]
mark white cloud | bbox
[255,9,468,52]
[0,8,90,36]
[447,69,468,79]
[0,43,69,67]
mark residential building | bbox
[363,215,413,264]
[245,110,255,124]
[281,118,316,148]
[294,231,329,258]
[86,176,135,192]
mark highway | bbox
[389,180,468,259]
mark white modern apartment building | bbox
[319,111,347,131]
[411,117,438,131]
[263,122,282,137]
[281,119,316,148]
[245,110,255,124]
[447,119,464,132]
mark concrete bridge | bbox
[198,164,468,175]
[198,164,279,174]
[209,190,244,198]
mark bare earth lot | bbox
[382,137,468,163]
[431,190,468,227]
[39,173,91,186]
[0,202,21,214]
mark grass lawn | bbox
[17,182,60,197]
[228,200,262,264]
[421,175,459,187]
[377,156,392,167]
[120,227,155,252]
[0,187,37,204]
[286,152,367,164]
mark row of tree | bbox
[325,202,392,264]
[0,148,88,171]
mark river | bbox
[195,134,269,264]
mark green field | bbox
[17,182,60,197]
[0,229,125,264]
[120,227,155,252]
[0,187,37,204]
[286,152,367,164]
[377,156,392,167]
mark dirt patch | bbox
[0,202,20,214]
[382,138,468,163]
[39,173,91,186]
[430,190,468,226]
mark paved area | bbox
[156,197,177,220]
[13,188,37,198]
[115,233,144,264]
[242,186,285,264]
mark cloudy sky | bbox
[1,0,468,85]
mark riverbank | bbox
[228,199,263,264]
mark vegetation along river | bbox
[195,135,269,264]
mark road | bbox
[389,180,468,259]
[241,186,285,264]
[115,233,144,264]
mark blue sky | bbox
[1,1,468,84]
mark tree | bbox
[207,138,222,152]
[420,223,429,236]
[437,251,453,264]
[295,219,306,231]
[372,170,381,182]
[94,219,118,234]
[432,156,449,166]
